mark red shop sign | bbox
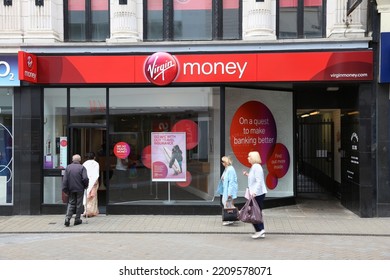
[33,51,373,84]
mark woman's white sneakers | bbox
[221,222,265,238]
[251,230,265,239]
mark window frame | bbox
[143,0,242,41]
[276,0,326,39]
[64,0,110,42]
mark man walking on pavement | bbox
[62,154,89,227]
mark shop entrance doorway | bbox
[296,110,339,198]
[70,125,107,213]
[297,117,335,193]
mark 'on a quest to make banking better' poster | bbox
[227,88,293,197]
[151,132,186,182]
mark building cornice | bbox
[11,38,373,55]
[376,0,390,13]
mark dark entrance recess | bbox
[295,84,359,199]
[70,125,107,214]
[297,117,335,195]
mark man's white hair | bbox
[72,154,81,162]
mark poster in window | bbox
[151,132,186,182]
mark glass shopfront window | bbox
[43,88,67,204]
[0,88,13,205]
[42,85,296,207]
[225,88,294,198]
[43,88,108,204]
[41,85,295,207]
[42,86,220,205]
[70,88,106,124]
[108,87,219,203]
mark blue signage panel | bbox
[0,55,20,86]
[380,32,390,83]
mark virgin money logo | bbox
[144,52,179,86]
[27,55,33,68]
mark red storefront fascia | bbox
[18,50,373,85]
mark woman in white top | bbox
[83,152,100,217]
[243,151,267,239]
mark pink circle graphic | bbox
[176,171,192,187]
[266,174,278,190]
[171,119,199,150]
[141,145,151,169]
[60,139,67,147]
[266,143,290,178]
[114,142,130,159]
[144,52,179,86]
[152,161,168,179]
[230,101,277,167]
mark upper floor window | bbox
[65,0,109,42]
[278,0,325,39]
[145,0,241,41]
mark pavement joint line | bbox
[1,231,390,237]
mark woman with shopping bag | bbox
[242,151,267,239]
[217,155,238,226]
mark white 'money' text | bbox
[183,61,247,79]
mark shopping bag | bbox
[238,196,263,224]
[244,188,251,200]
[222,199,239,221]
[62,191,68,204]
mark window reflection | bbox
[173,0,212,40]
[145,0,240,40]
[146,0,163,40]
[66,0,109,42]
[0,88,13,204]
[279,0,323,39]
[43,88,67,204]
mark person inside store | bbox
[62,154,89,227]
[114,153,129,188]
[243,151,267,239]
[82,152,100,217]
[217,155,238,226]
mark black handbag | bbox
[222,199,239,221]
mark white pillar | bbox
[22,0,62,43]
[107,0,140,43]
[377,0,390,32]
[0,0,23,43]
[242,0,276,41]
[328,0,365,38]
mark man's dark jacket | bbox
[62,161,89,194]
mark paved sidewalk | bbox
[1,197,390,236]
